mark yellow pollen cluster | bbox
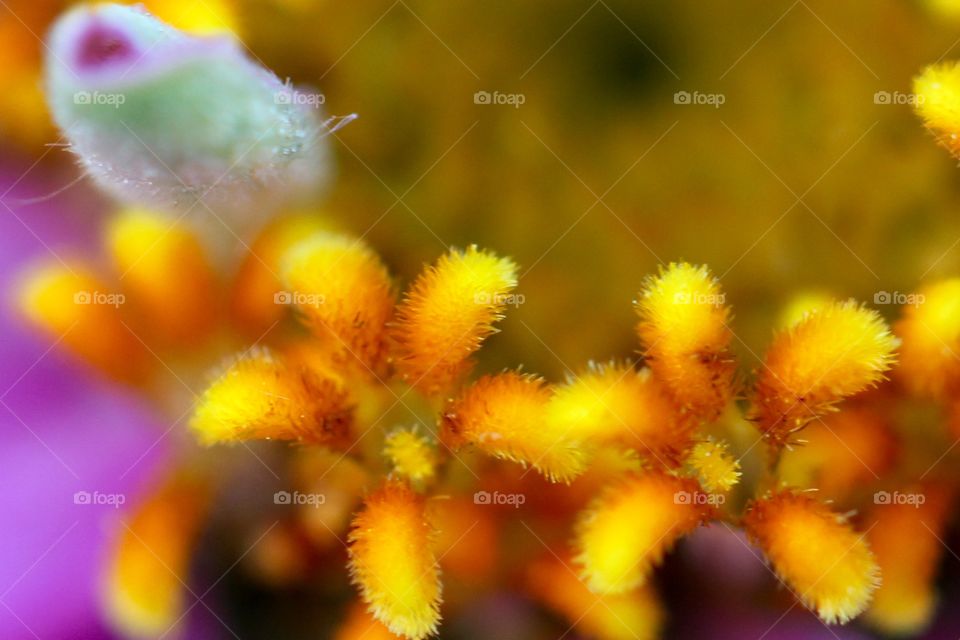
[752,300,898,446]
[443,371,585,483]
[282,232,396,371]
[391,246,518,396]
[635,263,735,420]
[190,350,352,445]
[546,362,695,465]
[686,440,741,494]
[384,428,438,485]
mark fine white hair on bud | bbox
[44,3,350,237]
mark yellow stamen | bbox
[391,246,518,396]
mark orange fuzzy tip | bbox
[546,362,695,466]
[752,300,897,446]
[895,278,960,397]
[526,557,664,640]
[635,262,735,420]
[347,480,442,640]
[281,232,395,371]
[105,473,210,638]
[743,491,879,624]
[190,350,352,446]
[106,208,216,344]
[17,262,149,381]
[391,246,518,396]
[574,470,711,594]
[442,371,586,483]
[865,484,953,635]
[914,62,960,158]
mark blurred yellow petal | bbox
[527,556,664,640]
[106,208,217,344]
[105,473,211,638]
[915,62,960,159]
[18,262,149,381]
[574,470,711,594]
[895,278,960,397]
[230,212,333,336]
[865,484,953,635]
